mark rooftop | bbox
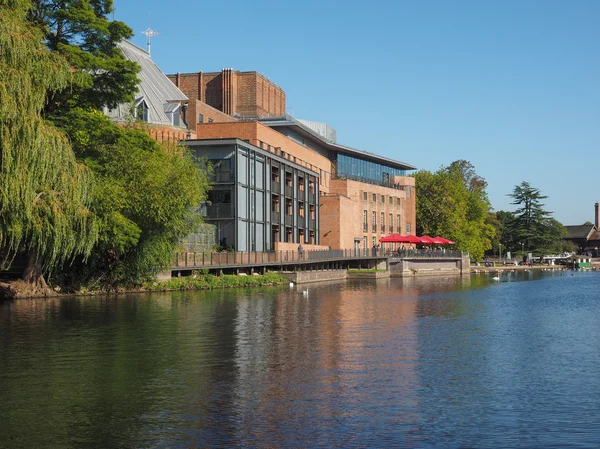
[106,40,188,126]
[258,115,416,171]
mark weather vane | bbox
[142,26,159,56]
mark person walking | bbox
[298,244,304,260]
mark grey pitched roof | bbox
[106,40,188,126]
[564,225,595,240]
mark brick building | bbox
[168,69,286,119]
[169,67,417,253]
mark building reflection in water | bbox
[229,277,472,446]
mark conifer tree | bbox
[0,0,97,291]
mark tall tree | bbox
[507,182,565,255]
[0,0,97,292]
[415,161,495,260]
[28,0,139,114]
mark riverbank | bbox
[0,271,288,300]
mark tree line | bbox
[415,161,568,261]
[1,0,209,295]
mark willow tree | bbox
[0,0,97,291]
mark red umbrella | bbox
[404,234,422,244]
[432,236,455,245]
[379,233,404,243]
[379,234,421,244]
[419,235,434,244]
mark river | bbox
[1,271,599,448]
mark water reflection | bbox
[1,272,600,448]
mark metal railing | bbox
[171,248,464,269]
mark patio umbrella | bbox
[379,233,404,243]
[432,236,455,245]
[404,234,422,244]
[419,235,434,244]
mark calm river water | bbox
[1,271,600,448]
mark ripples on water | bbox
[1,271,600,448]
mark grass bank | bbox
[143,271,287,292]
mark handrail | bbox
[171,248,464,269]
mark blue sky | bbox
[114,0,599,225]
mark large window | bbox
[336,153,407,187]
[363,210,368,232]
[396,214,401,233]
[380,212,385,233]
[389,214,393,233]
[372,211,376,232]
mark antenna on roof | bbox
[143,26,159,57]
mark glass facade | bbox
[336,153,407,188]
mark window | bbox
[372,211,376,232]
[406,186,411,197]
[381,195,385,204]
[396,214,401,233]
[199,113,204,123]
[363,191,367,201]
[208,118,214,123]
[364,236,367,250]
[389,214,393,233]
[363,210,368,232]
[406,223,411,234]
[372,193,376,203]
[372,236,377,246]
[310,204,315,220]
[381,212,385,233]
[389,196,393,205]
[299,201,305,218]
[397,197,401,207]
[136,100,148,122]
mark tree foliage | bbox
[502,182,565,255]
[0,0,97,285]
[53,109,210,289]
[415,161,495,260]
[28,0,139,114]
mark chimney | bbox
[595,202,599,229]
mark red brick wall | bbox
[325,178,417,250]
[169,70,285,118]
[187,100,236,125]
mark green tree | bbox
[507,182,565,255]
[415,161,495,260]
[28,0,139,114]
[53,109,210,289]
[0,0,97,293]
